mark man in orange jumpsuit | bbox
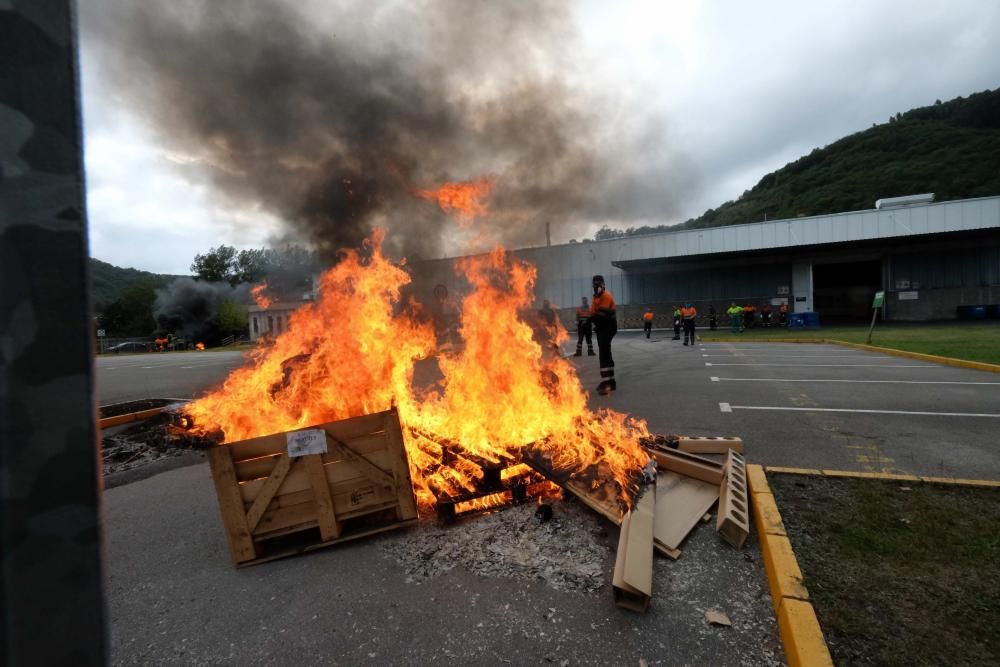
[681,302,698,346]
[642,307,654,339]
[589,275,617,395]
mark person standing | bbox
[642,307,654,339]
[779,302,788,326]
[709,304,718,331]
[681,302,698,346]
[589,275,617,395]
[574,297,595,356]
[743,303,753,329]
[762,303,773,327]
[727,303,743,333]
[672,305,682,340]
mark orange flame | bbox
[185,183,649,514]
[251,283,273,309]
[415,176,495,225]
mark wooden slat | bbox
[676,435,745,455]
[207,447,256,564]
[253,501,317,537]
[649,449,724,485]
[226,411,388,462]
[383,409,418,521]
[241,519,418,568]
[235,439,394,484]
[245,455,294,533]
[239,451,398,503]
[304,453,341,541]
[326,434,396,485]
[653,471,719,557]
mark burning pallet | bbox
[207,407,418,567]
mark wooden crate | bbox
[208,407,418,567]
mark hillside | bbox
[89,257,183,312]
[596,88,1000,239]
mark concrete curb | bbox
[747,464,833,667]
[825,339,1000,373]
[764,466,1000,488]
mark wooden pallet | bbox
[208,408,418,567]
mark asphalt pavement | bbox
[570,331,1000,480]
[99,332,1000,665]
[96,350,247,404]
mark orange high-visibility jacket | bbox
[590,291,616,316]
[643,312,654,321]
[681,306,697,319]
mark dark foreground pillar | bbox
[1,1,107,664]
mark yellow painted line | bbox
[827,340,1000,374]
[755,468,833,666]
[777,598,834,667]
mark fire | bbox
[184,179,650,515]
[414,176,495,225]
[251,283,273,309]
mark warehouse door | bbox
[812,260,881,321]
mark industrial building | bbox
[412,194,1000,327]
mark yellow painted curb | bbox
[97,406,166,430]
[820,470,921,482]
[765,466,1000,487]
[778,598,834,667]
[919,476,1000,488]
[765,466,824,476]
[746,464,771,495]
[827,339,1000,374]
[753,467,834,667]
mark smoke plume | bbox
[154,278,250,342]
[82,1,688,259]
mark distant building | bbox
[247,301,310,341]
[410,194,1000,324]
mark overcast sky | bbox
[80,1,1000,274]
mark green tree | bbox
[191,245,237,283]
[233,248,271,284]
[100,280,158,336]
[216,299,248,334]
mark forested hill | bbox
[89,257,182,312]
[596,88,1000,239]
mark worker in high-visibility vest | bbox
[642,307,654,339]
[779,302,789,327]
[681,303,698,346]
[727,303,743,333]
[672,306,682,340]
[589,275,617,395]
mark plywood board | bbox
[653,471,719,555]
[612,486,655,612]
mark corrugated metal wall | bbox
[890,246,1000,289]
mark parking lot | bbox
[569,333,1000,481]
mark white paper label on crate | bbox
[286,429,328,457]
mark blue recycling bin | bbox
[788,313,805,328]
[957,305,987,320]
[802,312,821,328]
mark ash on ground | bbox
[380,500,612,593]
[102,414,213,476]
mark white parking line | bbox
[720,405,1000,418]
[700,354,866,358]
[711,377,1000,386]
[705,362,933,367]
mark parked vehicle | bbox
[108,341,150,353]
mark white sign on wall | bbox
[895,280,911,289]
[286,429,328,457]
[776,285,790,295]
[898,291,919,301]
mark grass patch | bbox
[769,475,1000,666]
[697,321,1000,365]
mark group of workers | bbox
[726,302,788,332]
[553,280,795,396]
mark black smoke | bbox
[81,1,690,260]
[154,278,250,343]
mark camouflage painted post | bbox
[1,1,107,664]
